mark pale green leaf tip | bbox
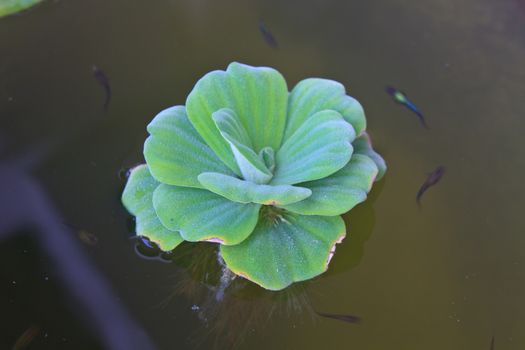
[121,164,149,215]
[121,62,385,290]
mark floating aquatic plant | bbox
[0,0,42,18]
[122,62,386,290]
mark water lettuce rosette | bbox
[122,62,386,290]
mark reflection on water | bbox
[1,0,525,348]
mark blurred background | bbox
[1,0,524,349]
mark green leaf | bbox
[259,147,275,173]
[0,0,42,18]
[279,154,378,216]
[186,62,288,173]
[271,110,355,185]
[152,184,261,245]
[212,108,272,184]
[144,106,235,188]
[221,214,346,290]
[283,78,366,141]
[121,165,183,251]
[352,132,387,181]
[198,172,312,205]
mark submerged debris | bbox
[77,230,99,246]
[11,325,40,350]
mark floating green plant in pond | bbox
[0,0,42,18]
[122,62,386,290]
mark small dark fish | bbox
[315,311,361,324]
[258,20,278,48]
[490,336,495,350]
[92,65,111,111]
[77,230,99,246]
[416,166,445,205]
[386,86,428,128]
[12,325,40,350]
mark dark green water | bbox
[1,0,525,349]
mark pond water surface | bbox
[1,0,525,349]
